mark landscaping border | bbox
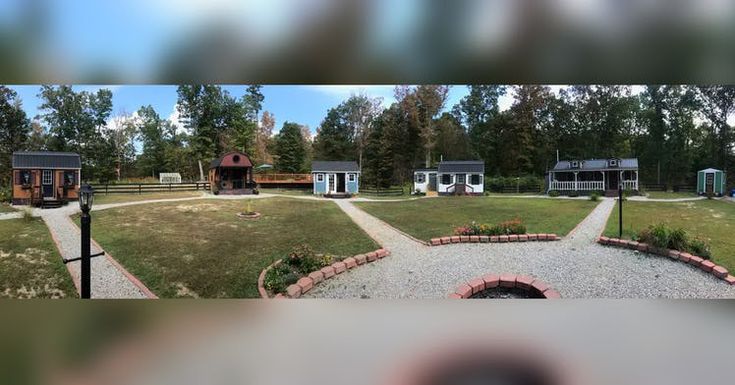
[597,236,735,285]
[448,273,561,299]
[429,233,561,246]
[258,248,391,298]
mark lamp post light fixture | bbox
[618,182,623,239]
[79,183,94,298]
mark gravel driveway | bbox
[305,198,735,299]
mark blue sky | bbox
[7,85,477,135]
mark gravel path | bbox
[305,198,735,299]
[39,206,148,299]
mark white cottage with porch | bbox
[548,158,639,195]
[414,160,484,195]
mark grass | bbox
[604,199,735,272]
[82,198,378,298]
[93,191,202,205]
[355,197,598,240]
[0,218,77,298]
[645,191,699,199]
[259,188,313,196]
[0,203,16,213]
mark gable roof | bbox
[437,160,484,173]
[12,151,81,169]
[552,158,638,171]
[311,161,360,172]
[699,168,722,173]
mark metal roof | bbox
[699,168,722,173]
[437,160,485,173]
[552,158,638,171]
[12,151,81,169]
[311,161,360,172]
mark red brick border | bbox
[448,273,560,299]
[258,248,391,298]
[236,211,261,219]
[597,236,734,285]
[430,233,561,246]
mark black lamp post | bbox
[79,183,94,299]
[618,182,623,239]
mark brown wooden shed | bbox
[208,151,258,194]
[12,151,81,207]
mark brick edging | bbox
[258,248,391,299]
[429,233,561,246]
[448,273,561,299]
[597,236,735,285]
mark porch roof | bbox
[552,158,638,172]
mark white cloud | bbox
[168,103,189,135]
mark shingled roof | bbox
[12,151,81,169]
[437,160,485,173]
[311,161,360,172]
[552,158,638,171]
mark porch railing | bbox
[549,180,638,191]
[549,180,604,191]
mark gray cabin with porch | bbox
[548,158,639,195]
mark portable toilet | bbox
[697,168,726,196]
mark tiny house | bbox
[208,151,258,194]
[11,151,81,207]
[311,161,360,196]
[697,168,726,196]
[436,160,485,195]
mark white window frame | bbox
[470,174,482,185]
[456,173,466,184]
[441,174,452,185]
[415,173,426,183]
[348,173,356,182]
[42,170,53,185]
[571,161,579,168]
[316,173,324,182]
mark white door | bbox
[328,174,335,194]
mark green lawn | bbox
[0,218,77,298]
[259,188,313,196]
[355,197,598,240]
[83,198,378,298]
[604,200,735,272]
[0,203,16,213]
[645,191,699,199]
[94,191,202,205]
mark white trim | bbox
[316,173,324,182]
[312,171,361,174]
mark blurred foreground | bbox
[1,301,732,385]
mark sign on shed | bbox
[159,173,182,184]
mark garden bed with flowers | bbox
[429,219,561,246]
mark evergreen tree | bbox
[274,121,306,172]
[313,105,356,160]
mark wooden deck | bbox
[253,173,312,184]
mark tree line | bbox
[1,85,734,190]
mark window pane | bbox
[441,174,451,184]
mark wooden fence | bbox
[90,181,210,194]
[488,184,543,193]
[673,185,696,192]
[641,184,666,191]
[360,187,404,196]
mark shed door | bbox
[328,174,335,193]
[42,170,54,198]
[706,173,714,194]
[428,173,437,191]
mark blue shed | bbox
[311,161,360,196]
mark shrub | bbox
[263,263,299,294]
[687,237,711,259]
[453,218,526,236]
[635,223,712,259]
[548,190,560,197]
[568,191,579,198]
[0,185,11,203]
[285,244,324,274]
[589,191,600,201]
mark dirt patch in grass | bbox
[355,197,598,240]
[0,219,76,298]
[85,198,378,298]
[605,199,735,273]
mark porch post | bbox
[601,171,605,190]
[635,170,639,190]
[574,171,578,191]
[620,170,623,189]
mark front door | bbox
[706,173,714,194]
[336,173,346,193]
[428,173,437,191]
[328,174,335,193]
[42,170,54,198]
[456,174,466,185]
